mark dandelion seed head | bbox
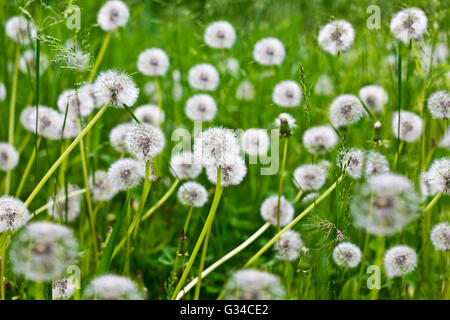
[329,94,364,128]
[365,151,390,177]
[253,37,285,66]
[47,184,82,222]
[236,80,255,101]
[314,75,334,96]
[275,230,303,261]
[204,21,236,49]
[108,158,144,190]
[318,20,355,55]
[126,124,165,161]
[94,70,139,107]
[177,181,208,207]
[303,126,339,155]
[137,48,170,76]
[97,0,130,31]
[170,152,202,180]
[134,104,165,126]
[52,278,76,300]
[188,64,219,91]
[20,106,63,140]
[430,222,450,251]
[240,129,270,156]
[0,143,19,171]
[359,85,388,115]
[206,155,247,187]
[260,195,294,226]
[383,245,417,278]
[338,148,365,179]
[427,91,449,119]
[391,111,423,142]
[272,81,302,107]
[5,16,37,44]
[0,82,6,101]
[185,94,217,121]
[427,158,450,194]
[420,170,439,199]
[110,122,134,153]
[390,8,427,44]
[293,164,328,191]
[57,89,95,118]
[83,274,144,300]
[333,242,362,268]
[19,50,49,75]
[90,170,118,202]
[301,192,320,205]
[67,49,91,71]
[0,196,29,233]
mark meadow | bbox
[0,0,448,300]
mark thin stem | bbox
[294,189,304,204]
[15,136,42,198]
[23,104,109,208]
[142,179,180,221]
[276,138,288,233]
[423,191,443,213]
[32,188,87,216]
[172,206,194,277]
[171,168,223,300]
[88,32,112,82]
[0,232,9,300]
[129,161,152,238]
[155,77,163,128]
[193,217,213,299]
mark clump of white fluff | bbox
[83,274,144,300]
[427,91,449,119]
[206,154,247,187]
[90,170,119,202]
[333,242,362,268]
[390,8,427,44]
[97,1,130,31]
[260,195,294,226]
[125,124,165,161]
[318,20,355,55]
[185,94,217,121]
[94,70,139,108]
[108,158,145,191]
[293,164,328,191]
[240,129,270,156]
[0,143,19,171]
[391,111,423,142]
[383,245,417,278]
[137,48,170,76]
[236,80,255,101]
[0,196,29,233]
[5,16,37,44]
[110,122,134,153]
[365,151,389,177]
[272,81,302,107]
[170,152,202,180]
[134,104,165,126]
[57,88,95,118]
[329,94,364,128]
[177,181,208,207]
[253,37,285,66]
[338,148,365,178]
[188,64,219,91]
[426,158,450,195]
[47,184,82,222]
[359,85,388,115]
[204,21,236,49]
[303,126,339,155]
[275,230,303,261]
[430,222,450,251]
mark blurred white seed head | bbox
[236,80,255,101]
[391,111,423,142]
[134,104,165,126]
[79,83,104,108]
[329,94,364,128]
[0,143,19,171]
[67,49,91,71]
[206,155,247,187]
[9,222,78,282]
[383,245,417,278]
[108,158,144,190]
[170,152,202,180]
[430,222,450,251]
[275,230,303,261]
[314,74,334,96]
[333,242,362,268]
[439,126,450,149]
[260,195,294,226]
[318,20,355,55]
[338,148,365,178]
[47,184,82,222]
[204,21,236,49]
[301,192,320,205]
[110,122,134,153]
[390,8,427,44]
[172,83,183,101]
[359,85,388,115]
[57,88,95,118]
[94,70,139,107]
[20,106,64,140]
[97,0,130,31]
[125,124,165,161]
[240,129,270,156]
[426,158,450,195]
[52,278,76,300]
[0,82,6,101]
[293,164,327,191]
[185,94,217,121]
[19,50,49,75]
[253,37,285,66]
[427,91,449,119]
[223,269,285,300]
[365,151,390,177]
[90,170,119,202]
[420,170,439,199]
[5,16,37,44]
[272,81,302,107]
[137,48,170,76]
[0,196,29,233]
[83,274,144,300]
[177,181,208,207]
[188,63,219,91]
[303,125,339,155]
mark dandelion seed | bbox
[19,50,49,76]
[125,124,165,161]
[293,164,328,191]
[359,85,388,115]
[177,181,208,207]
[365,151,389,177]
[260,195,294,226]
[110,122,134,153]
[333,242,362,268]
[390,8,427,44]
[5,16,37,44]
[185,94,217,121]
[236,80,255,101]
[205,154,247,187]
[188,64,219,91]
[253,37,285,66]
[427,91,449,119]
[275,113,296,137]
[57,88,95,118]
[391,111,423,142]
[90,170,118,202]
[9,222,78,282]
[329,94,364,128]
[137,48,170,76]
[94,70,139,107]
[97,0,130,31]
[0,196,29,233]
[338,148,365,179]
[272,81,302,107]
[383,245,417,278]
[314,75,334,96]
[83,274,144,300]
[108,158,145,190]
[52,278,76,300]
[223,269,285,300]
[0,143,19,171]
[20,106,63,140]
[303,126,339,155]
[170,152,202,180]
[0,82,6,101]
[427,158,450,195]
[318,20,355,55]
[275,230,303,261]
[134,104,165,126]
[204,21,236,49]
[430,222,450,251]
[240,129,270,156]
[47,184,82,222]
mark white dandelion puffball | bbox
[430,223,450,251]
[359,85,388,115]
[172,83,183,101]
[225,57,239,74]
[352,173,420,236]
[420,170,439,199]
[301,192,319,205]
[260,195,294,227]
[79,83,104,108]
[329,94,364,128]
[365,151,389,177]
[19,50,49,75]
[188,63,219,91]
[83,274,144,300]
[193,127,240,167]
[5,16,37,44]
[390,8,427,44]
[67,49,91,71]
[391,111,423,142]
[20,106,63,140]
[57,118,79,140]
[204,21,236,49]
[0,82,5,101]
[170,152,202,180]
[338,148,365,179]
[223,269,285,300]
[236,80,255,101]
[90,170,118,202]
[172,70,181,82]
[275,230,303,261]
[125,124,165,161]
[314,75,334,96]
[9,222,78,282]
[253,37,285,66]
[108,158,144,191]
[427,158,450,195]
[0,196,29,233]
[440,127,450,149]
[383,245,417,278]
[52,278,76,300]
[134,104,165,126]
[318,20,355,55]
[293,164,328,191]
[0,143,19,171]
[206,155,247,187]
[177,181,208,207]
[240,129,270,156]
[333,242,362,268]
[303,126,339,155]
[47,184,82,222]
[110,122,134,153]
[94,70,139,107]
[185,94,217,121]
[427,91,449,119]
[272,81,302,107]
[137,48,170,76]
[57,88,95,118]
[97,0,130,31]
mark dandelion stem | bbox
[155,77,163,127]
[141,178,180,221]
[193,216,212,299]
[0,232,9,300]
[15,136,42,198]
[88,32,112,82]
[294,189,304,204]
[31,188,87,216]
[130,161,152,238]
[276,138,288,233]
[172,206,194,278]
[423,191,443,213]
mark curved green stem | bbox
[276,138,288,232]
[423,191,443,213]
[142,179,180,221]
[88,32,112,82]
[15,137,42,198]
